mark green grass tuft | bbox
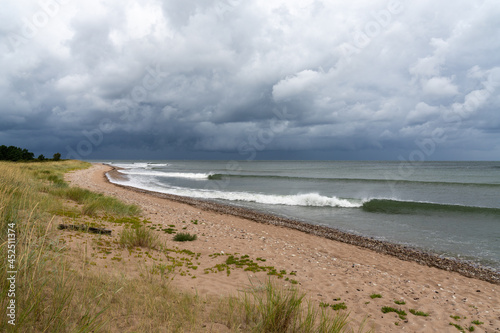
[120,226,159,249]
[381,306,407,320]
[173,232,197,242]
[409,309,429,317]
[449,322,465,332]
[370,293,382,299]
[331,302,347,311]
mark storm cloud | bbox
[1,0,499,160]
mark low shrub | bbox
[173,233,197,242]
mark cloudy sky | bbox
[1,0,499,160]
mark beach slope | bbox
[66,164,499,332]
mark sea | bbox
[99,160,500,272]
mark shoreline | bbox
[105,165,500,285]
[65,163,500,331]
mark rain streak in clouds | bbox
[0,0,499,160]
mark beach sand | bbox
[65,163,500,332]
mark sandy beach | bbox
[65,163,500,332]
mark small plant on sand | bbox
[120,226,159,249]
[331,302,347,311]
[370,293,382,299]
[394,300,406,305]
[409,309,429,317]
[449,322,465,332]
[381,306,407,320]
[173,232,197,242]
[319,301,347,311]
[247,280,305,332]
[471,320,483,325]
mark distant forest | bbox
[0,145,61,162]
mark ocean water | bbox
[102,160,500,271]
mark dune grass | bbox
[50,186,140,216]
[0,160,108,331]
[213,279,372,333]
[120,226,159,249]
[0,161,372,332]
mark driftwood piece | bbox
[58,224,112,235]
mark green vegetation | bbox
[319,302,347,311]
[0,160,107,331]
[50,186,140,216]
[0,144,35,161]
[120,226,159,249]
[228,280,369,333]
[394,300,406,305]
[204,254,296,281]
[370,293,382,299]
[450,322,465,332]
[162,227,177,234]
[173,232,198,242]
[448,317,482,332]
[409,309,429,317]
[247,280,305,332]
[0,144,62,161]
[331,303,348,311]
[381,306,407,320]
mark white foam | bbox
[147,163,170,167]
[110,162,150,169]
[109,176,361,208]
[120,170,211,179]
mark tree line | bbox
[0,145,61,162]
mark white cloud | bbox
[272,70,321,101]
[422,76,459,97]
[406,102,440,125]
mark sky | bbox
[0,0,499,161]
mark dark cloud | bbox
[0,0,499,160]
